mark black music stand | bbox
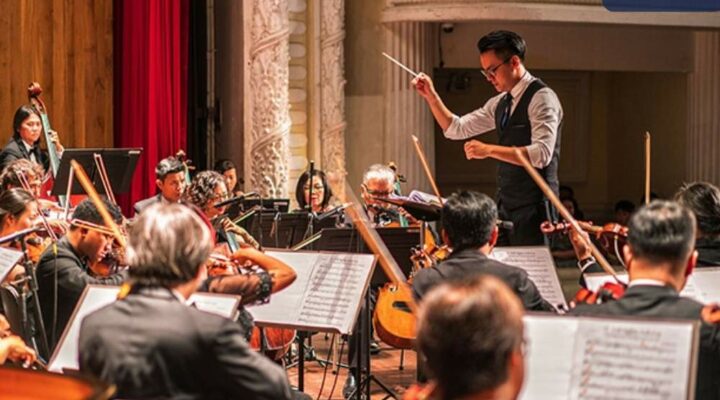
[315,227,420,286]
[51,148,142,196]
[242,198,290,213]
[240,212,311,249]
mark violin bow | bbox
[411,135,443,206]
[644,131,651,205]
[513,148,619,280]
[70,160,126,248]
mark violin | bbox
[541,220,628,265]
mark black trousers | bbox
[497,201,553,246]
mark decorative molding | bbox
[319,0,348,200]
[383,22,436,194]
[686,31,720,185]
[381,1,720,28]
[245,0,292,197]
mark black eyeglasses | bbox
[481,57,513,79]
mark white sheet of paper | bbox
[520,314,696,400]
[249,251,376,334]
[490,246,568,310]
[48,285,239,373]
[584,272,706,302]
[0,246,24,282]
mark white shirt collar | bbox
[21,139,34,152]
[171,289,190,304]
[628,278,667,288]
[507,70,535,102]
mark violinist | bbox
[0,105,64,173]
[412,190,554,312]
[294,169,334,213]
[674,182,720,267]
[361,164,416,226]
[404,276,525,400]
[184,170,259,249]
[568,200,720,400]
[35,198,126,351]
[133,156,186,215]
[0,189,40,283]
[78,204,293,400]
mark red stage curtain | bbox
[114,0,189,215]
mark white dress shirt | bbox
[22,139,38,164]
[444,71,563,169]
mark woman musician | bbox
[0,105,64,174]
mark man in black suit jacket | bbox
[36,198,126,352]
[79,203,292,400]
[412,190,555,312]
[133,156,186,215]
[570,200,720,400]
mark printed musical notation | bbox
[519,315,696,400]
[491,246,567,310]
[250,251,376,334]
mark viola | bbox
[541,220,628,262]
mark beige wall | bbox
[346,18,692,220]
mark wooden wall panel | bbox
[0,0,113,150]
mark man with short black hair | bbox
[570,200,720,400]
[78,204,292,399]
[413,30,562,245]
[133,156,186,214]
[675,182,720,267]
[412,190,554,312]
[36,198,126,351]
[406,275,526,400]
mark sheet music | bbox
[490,246,568,310]
[584,272,706,303]
[0,247,23,283]
[49,286,240,372]
[249,251,376,334]
[520,315,696,400]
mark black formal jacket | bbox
[133,193,162,215]
[571,284,720,400]
[411,247,556,312]
[79,286,292,400]
[0,136,49,172]
[35,236,126,349]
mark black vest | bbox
[494,79,561,210]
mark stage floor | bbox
[287,333,417,399]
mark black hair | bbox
[615,200,636,214]
[476,30,526,61]
[441,190,497,251]
[675,182,720,237]
[12,105,40,138]
[0,188,34,227]
[295,170,332,210]
[155,157,185,181]
[72,198,123,227]
[627,200,695,269]
[213,159,243,191]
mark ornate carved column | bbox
[244,0,291,197]
[319,0,348,200]
[383,22,436,193]
[686,31,720,185]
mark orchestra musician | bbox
[360,163,416,226]
[0,189,41,284]
[133,156,186,215]
[412,30,562,246]
[0,105,64,173]
[35,198,126,350]
[295,169,334,213]
[674,182,720,267]
[214,158,243,197]
[568,200,720,400]
[0,314,36,366]
[404,276,526,400]
[412,190,554,312]
[78,203,293,400]
[0,159,63,213]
